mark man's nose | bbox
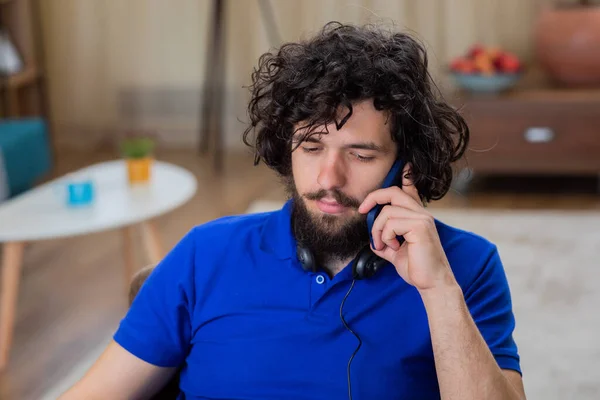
[317,154,346,190]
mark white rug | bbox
[45,200,600,400]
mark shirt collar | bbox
[260,198,297,260]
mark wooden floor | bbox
[0,148,598,400]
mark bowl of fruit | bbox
[449,45,523,93]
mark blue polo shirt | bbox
[114,199,521,399]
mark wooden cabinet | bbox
[454,86,600,176]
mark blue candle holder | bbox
[66,180,95,207]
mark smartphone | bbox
[366,159,406,249]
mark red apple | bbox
[451,57,476,74]
[450,58,462,71]
[497,53,521,73]
[467,44,485,59]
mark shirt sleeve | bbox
[463,245,522,376]
[113,227,197,368]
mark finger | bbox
[379,217,421,250]
[380,218,410,251]
[358,185,422,215]
[370,205,423,251]
[380,214,435,248]
[401,163,421,205]
[371,238,407,266]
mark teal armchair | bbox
[0,118,53,201]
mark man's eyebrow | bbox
[343,142,385,152]
[301,136,322,143]
[294,135,387,152]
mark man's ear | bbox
[401,162,423,205]
[401,162,413,187]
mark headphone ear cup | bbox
[370,255,388,276]
[352,246,373,279]
[297,244,317,272]
[353,246,385,279]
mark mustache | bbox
[304,189,361,209]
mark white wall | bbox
[39,0,544,150]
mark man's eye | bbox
[302,147,321,153]
[353,153,375,162]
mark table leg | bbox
[121,226,136,288]
[0,242,25,371]
[141,220,163,265]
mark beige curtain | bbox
[39,0,543,151]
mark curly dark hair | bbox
[242,21,469,202]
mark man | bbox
[60,22,525,399]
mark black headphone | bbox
[296,243,388,279]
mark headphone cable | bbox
[339,279,361,400]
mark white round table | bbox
[0,159,197,370]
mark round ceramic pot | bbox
[533,5,600,87]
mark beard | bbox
[284,175,370,267]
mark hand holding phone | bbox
[360,161,456,292]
